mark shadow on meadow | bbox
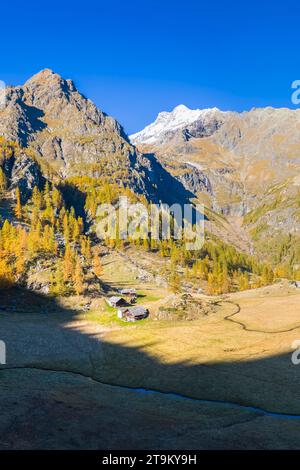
[0,286,299,449]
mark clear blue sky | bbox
[1,0,300,134]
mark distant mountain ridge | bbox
[130,103,300,147]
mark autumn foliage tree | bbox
[0,168,7,194]
[73,256,84,295]
[92,248,103,278]
[14,187,22,219]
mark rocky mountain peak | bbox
[0,69,123,146]
[0,70,136,174]
[23,69,79,110]
[25,68,57,82]
[24,68,75,90]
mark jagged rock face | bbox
[173,163,213,195]
[9,154,46,201]
[1,147,46,202]
[181,117,223,141]
[0,87,44,146]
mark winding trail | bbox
[2,365,300,421]
[222,300,300,334]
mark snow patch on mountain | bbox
[130,104,227,145]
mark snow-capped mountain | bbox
[130,104,229,145]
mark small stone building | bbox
[118,288,137,304]
[106,296,127,308]
[117,306,149,322]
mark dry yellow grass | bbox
[229,294,300,333]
